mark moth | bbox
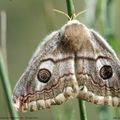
[12,20,120,112]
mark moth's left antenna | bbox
[53,9,71,20]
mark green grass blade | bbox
[0,50,19,120]
[66,0,75,19]
[78,100,88,120]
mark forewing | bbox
[76,29,120,106]
[12,31,78,112]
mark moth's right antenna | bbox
[75,9,88,19]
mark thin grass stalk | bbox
[0,51,19,120]
[78,100,87,120]
[66,0,75,19]
[66,0,87,120]
[0,10,19,120]
[101,0,112,34]
[1,11,7,63]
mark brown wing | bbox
[76,29,120,106]
[12,31,78,112]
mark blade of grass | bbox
[84,0,97,27]
[101,0,113,35]
[0,51,19,120]
[0,10,19,120]
[66,0,75,19]
[1,11,7,63]
[78,100,87,120]
[65,0,87,120]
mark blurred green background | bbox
[0,0,120,120]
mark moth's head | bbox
[60,20,91,51]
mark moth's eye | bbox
[37,68,51,83]
[100,65,113,80]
